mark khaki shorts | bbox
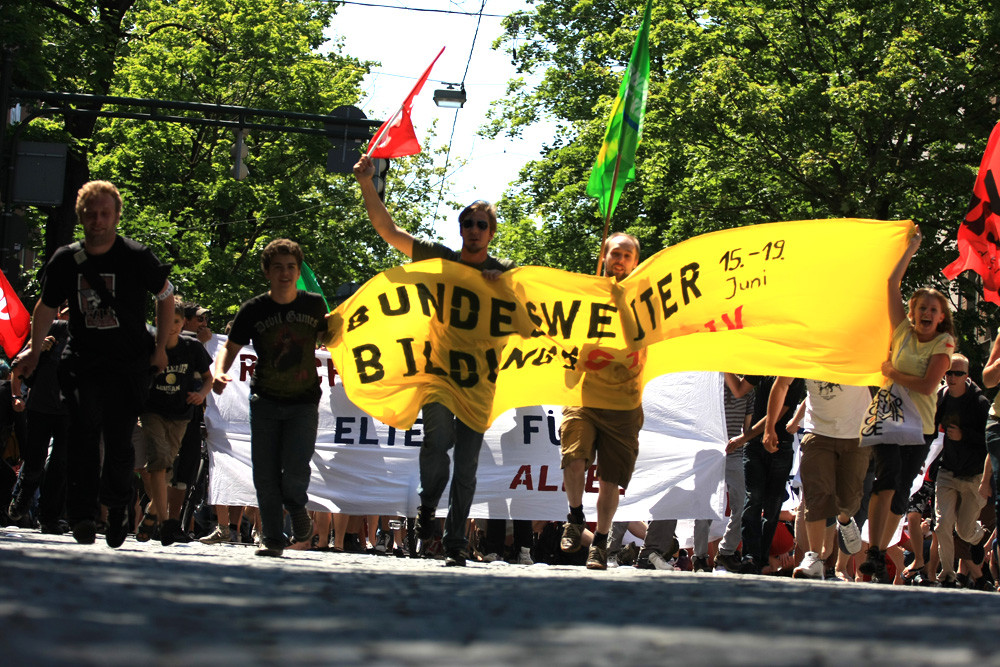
[799,432,871,521]
[560,405,643,489]
[139,413,189,472]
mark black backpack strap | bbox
[70,241,122,314]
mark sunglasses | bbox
[945,370,967,377]
[461,219,490,231]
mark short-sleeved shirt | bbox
[145,337,213,420]
[801,380,871,440]
[723,381,753,441]
[411,238,515,273]
[746,375,805,448]
[40,236,170,368]
[889,320,954,435]
[227,291,329,404]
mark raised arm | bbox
[888,226,922,330]
[353,155,415,258]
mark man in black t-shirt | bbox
[15,180,175,548]
[354,155,514,566]
[213,239,332,557]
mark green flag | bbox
[296,261,330,310]
[586,0,652,218]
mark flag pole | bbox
[595,151,625,276]
[365,107,402,159]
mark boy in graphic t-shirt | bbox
[137,297,213,546]
[213,239,332,557]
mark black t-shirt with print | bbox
[145,336,212,420]
[228,291,328,404]
[40,236,170,369]
[746,375,805,448]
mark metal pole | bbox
[0,49,15,276]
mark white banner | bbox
[204,336,728,522]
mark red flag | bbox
[943,121,1000,303]
[0,269,30,358]
[367,47,445,159]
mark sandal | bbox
[136,511,158,543]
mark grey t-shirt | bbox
[411,238,515,273]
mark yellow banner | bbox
[327,218,912,431]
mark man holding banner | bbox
[354,155,515,566]
[559,232,645,570]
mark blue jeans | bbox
[249,395,319,549]
[741,441,794,563]
[419,402,485,551]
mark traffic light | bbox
[230,129,249,180]
[372,158,390,200]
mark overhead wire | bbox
[433,0,487,223]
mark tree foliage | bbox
[489,0,1000,367]
[6,0,449,321]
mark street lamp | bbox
[433,84,466,109]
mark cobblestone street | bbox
[2,527,999,666]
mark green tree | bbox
[5,0,449,319]
[489,0,1000,366]
[2,0,141,259]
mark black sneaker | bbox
[255,544,284,558]
[343,532,363,553]
[40,520,69,535]
[105,506,128,548]
[415,506,436,541]
[716,551,742,573]
[857,546,881,576]
[72,519,97,544]
[739,555,760,575]
[160,519,189,546]
[289,507,313,543]
[870,552,890,584]
[692,556,712,573]
[444,548,467,567]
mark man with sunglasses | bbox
[354,155,514,566]
[932,353,991,586]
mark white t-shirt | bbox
[802,379,871,439]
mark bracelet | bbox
[156,280,175,301]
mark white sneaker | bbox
[793,551,825,580]
[483,552,502,563]
[837,518,863,555]
[517,546,534,565]
[648,551,674,570]
[199,525,230,545]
